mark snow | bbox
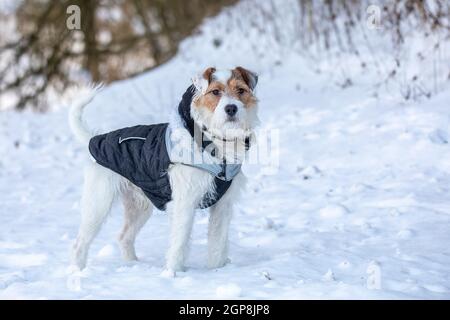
[1,0,450,299]
[319,205,349,219]
[216,283,242,298]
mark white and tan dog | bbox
[69,67,259,275]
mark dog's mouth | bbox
[223,118,242,130]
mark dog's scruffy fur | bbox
[69,67,259,276]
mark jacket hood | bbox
[177,85,196,138]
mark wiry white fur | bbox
[69,69,256,276]
[119,182,153,261]
[71,162,122,269]
[165,165,214,271]
[213,70,232,83]
[208,173,245,268]
[192,74,209,94]
[69,86,102,144]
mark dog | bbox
[69,66,259,276]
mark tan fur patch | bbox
[202,67,216,83]
[226,78,257,108]
[232,66,257,90]
[194,81,225,111]
[194,67,257,111]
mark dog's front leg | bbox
[207,173,244,269]
[207,199,233,269]
[165,199,196,273]
[163,166,212,275]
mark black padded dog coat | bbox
[88,86,237,211]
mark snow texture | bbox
[0,0,450,299]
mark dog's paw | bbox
[66,264,90,292]
[66,264,82,275]
[160,268,176,278]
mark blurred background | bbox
[0,0,448,111]
[1,1,450,299]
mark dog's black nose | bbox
[225,104,238,117]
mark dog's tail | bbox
[68,86,101,144]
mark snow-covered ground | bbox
[1,0,450,299]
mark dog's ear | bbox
[192,67,216,94]
[202,67,216,83]
[234,66,258,91]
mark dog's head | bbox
[190,67,259,139]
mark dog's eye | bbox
[211,89,220,96]
[237,88,246,95]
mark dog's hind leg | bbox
[71,163,118,269]
[118,185,152,261]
